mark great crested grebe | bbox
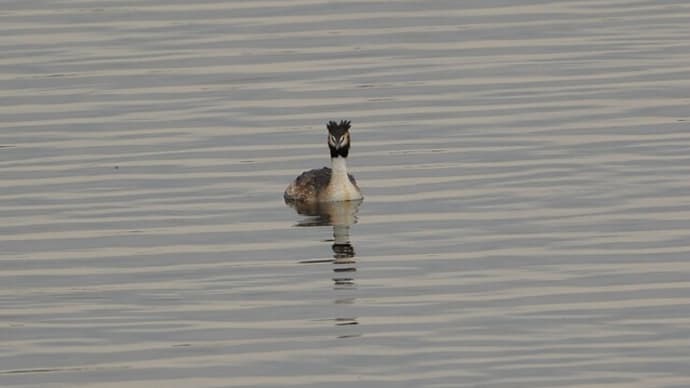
[284,120,363,203]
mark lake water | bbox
[2,1,690,387]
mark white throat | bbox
[331,156,349,177]
[326,156,362,201]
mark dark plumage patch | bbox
[330,146,348,158]
[285,167,331,202]
[327,120,351,138]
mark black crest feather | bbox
[327,120,351,137]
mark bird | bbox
[284,120,363,203]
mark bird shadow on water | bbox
[286,199,363,337]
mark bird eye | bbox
[330,135,336,143]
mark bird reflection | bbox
[287,199,362,330]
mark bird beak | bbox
[335,136,348,149]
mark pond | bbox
[1,1,690,386]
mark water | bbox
[2,1,690,387]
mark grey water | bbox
[2,1,690,387]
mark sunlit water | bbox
[2,1,690,387]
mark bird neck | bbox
[331,156,349,177]
[327,155,362,202]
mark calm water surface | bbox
[2,1,690,387]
